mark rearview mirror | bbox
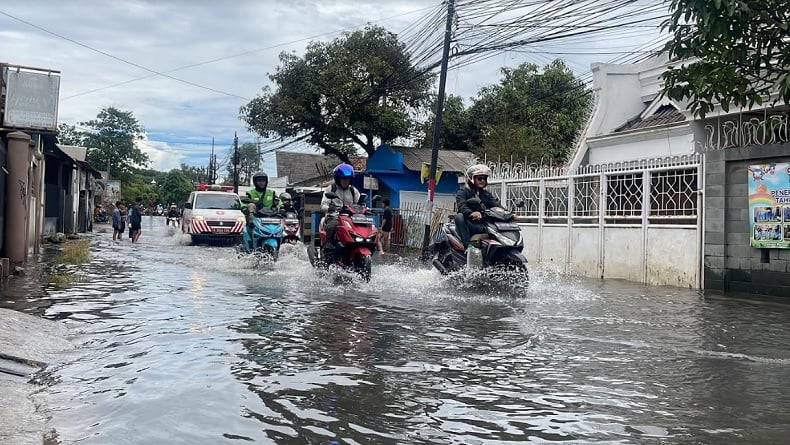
[240,197,252,204]
[358,193,368,205]
[325,192,338,200]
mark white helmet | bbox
[465,164,491,187]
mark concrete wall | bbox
[704,142,790,297]
[520,222,699,288]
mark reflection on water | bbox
[3,217,790,444]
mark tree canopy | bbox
[662,0,790,117]
[421,60,591,165]
[79,107,149,181]
[223,142,260,185]
[240,25,434,162]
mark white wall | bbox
[588,129,694,165]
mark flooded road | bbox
[5,216,790,444]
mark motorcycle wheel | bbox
[354,254,372,282]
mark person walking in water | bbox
[112,201,125,241]
[128,196,143,243]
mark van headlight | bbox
[237,216,245,222]
[193,215,205,221]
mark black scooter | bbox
[429,197,528,285]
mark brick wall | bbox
[704,143,790,297]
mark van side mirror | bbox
[184,202,193,209]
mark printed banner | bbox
[748,162,790,248]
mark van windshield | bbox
[194,194,241,210]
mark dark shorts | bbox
[130,223,141,231]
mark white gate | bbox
[488,155,702,288]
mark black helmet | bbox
[252,171,268,191]
[333,163,354,187]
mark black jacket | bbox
[456,186,501,217]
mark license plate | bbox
[214,228,231,234]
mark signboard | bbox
[106,180,121,203]
[3,67,60,130]
[363,176,379,190]
[748,163,790,248]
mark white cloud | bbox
[0,0,666,170]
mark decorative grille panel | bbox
[650,168,697,217]
[606,173,642,217]
[544,180,569,218]
[574,176,599,217]
[506,182,540,217]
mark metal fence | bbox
[391,202,456,250]
[490,154,701,224]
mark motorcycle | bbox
[307,193,379,282]
[281,209,301,244]
[429,197,529,286]
[166,215,180,227]
[238,205,284,262]
[94,210,109,224]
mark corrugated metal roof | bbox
[56,144,88,162]
[616,105,686,132]
[275,151,340,185]
[400,147,476,173]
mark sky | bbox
[0,0,669,175]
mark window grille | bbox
[650,168,697,217]
[544,180,568,218]
[506,182,540,217]
[606,173,642,218]
[573,176,599,217]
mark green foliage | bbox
[56,123,85,146]
[421,60,590,165]
[662,0,790,117]
[159,169,194,206]
[419,95,475,151]
[240,25,434,161]
[82,107,149,182]
[180,163,212,184]
[223,142,260,185]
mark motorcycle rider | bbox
[455,164,500,250]
[278,192,297,215]
[245,171,277,226]
[167,204,180,218]
[320,163,361,259]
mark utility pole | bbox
[421,0,455,259]
[233,132,239,194]
[209,137,215,184]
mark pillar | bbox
[5,131,32,264]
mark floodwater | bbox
[4,216,790,444]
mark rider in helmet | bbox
[455,164,501,250]
[167,203,180,218]
[320,163,361,255]
[245,171,277,226]
[278,192,296,213]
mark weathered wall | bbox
[704,143,790,297]
[521,223,699,288]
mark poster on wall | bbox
[748,162,790,248]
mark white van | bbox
[181,190,245,244]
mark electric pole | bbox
[421,0,455,259]
[233,133,239,194]
[209,137,215,184]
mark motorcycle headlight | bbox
[354,236,364,242]
[496,231,520,246]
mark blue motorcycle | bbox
[239,207,284,262]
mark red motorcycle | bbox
[307,193,379,281]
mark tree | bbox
[82,107,149,181]
[56,123,85,146]
[662,0,790,117]
[223,142,260,185]
[160,170,194,206]
[180,163,209,185]
[240,25,434,162]
[419,95,474,152]
[466,60,591,165]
